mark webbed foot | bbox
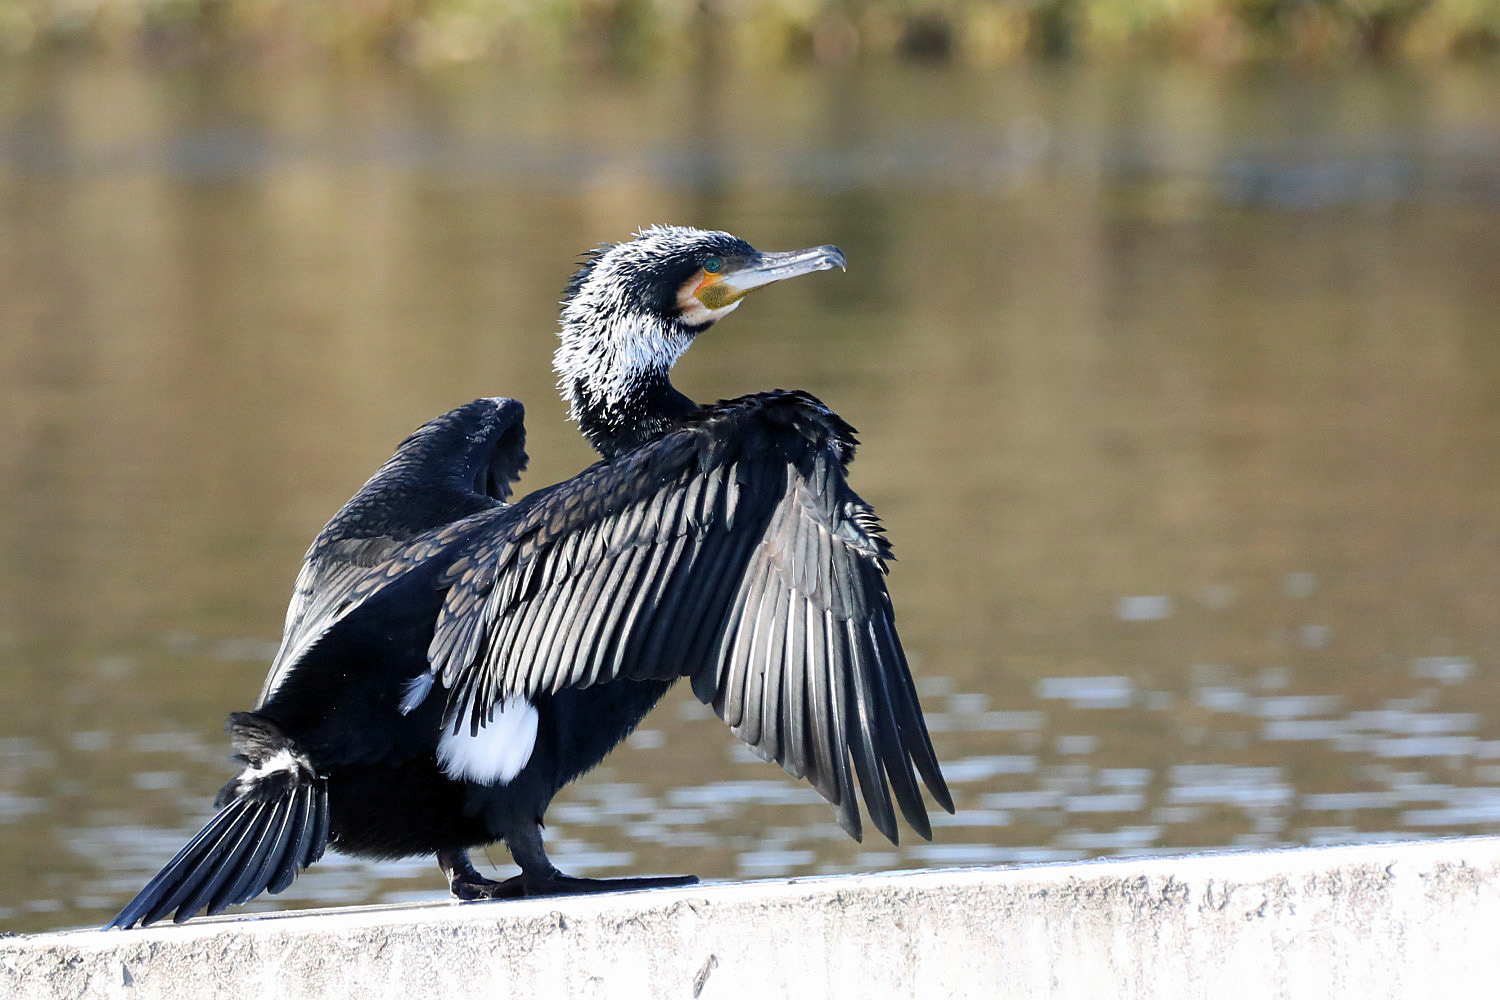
[438,846,696,901]
[512,870,698,897]
[448,868,525,900]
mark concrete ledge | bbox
[6,837,1500,999]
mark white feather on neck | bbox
[554,306,691,425]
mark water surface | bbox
[3,59,1500,932]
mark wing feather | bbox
[754,584,791,750]
[580,545,651,688]
[732,555,783,745]
[619,527,693,671]
[548,539,612,672]
[878,610,954,812]
[713,550,774,729]
[534,570,586,695]
[804,610,839,816]
[423,391,949,842]
[844,620,899,842]
[537,532,609,694]
[685,520,763,705]
[634,530,703,672]
[782,599,818,785]
[863,619,932,837]
[759,585,798,767]
[258,398,527,708]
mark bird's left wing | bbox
[415,391,952,843]
[257,398,528,706]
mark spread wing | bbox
[413,391,952,843]
[257,397,528,706]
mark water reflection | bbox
[3,58,1500,932]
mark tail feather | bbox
[108,716,329,930]
[181,802,273,920]
[210,802,283,917]
[306,783,330,868]
[252,790,302,898]
[275,780,327,890]
[108,800,262,929]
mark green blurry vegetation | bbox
[0,0,1495,65]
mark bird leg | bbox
[504,822,699,896]
[438,827,698,901]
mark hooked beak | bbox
[697,245,847,310]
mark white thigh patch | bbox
[437,696,539,785]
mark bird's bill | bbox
[696,245,847,310]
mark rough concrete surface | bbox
[5,837,1499,999]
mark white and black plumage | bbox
[108,225,953,929]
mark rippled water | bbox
[3,59,1500,932]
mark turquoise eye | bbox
[702,256,723,274]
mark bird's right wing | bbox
[415,391,952,843]
[258,397,528,706]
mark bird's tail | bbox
[107,713,329,930]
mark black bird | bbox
[109,225,953,929]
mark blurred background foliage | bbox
[0,0,1496,67]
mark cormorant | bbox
[109,225,953,929]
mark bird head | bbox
[555,226,846,436]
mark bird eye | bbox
[702,256,723,274]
